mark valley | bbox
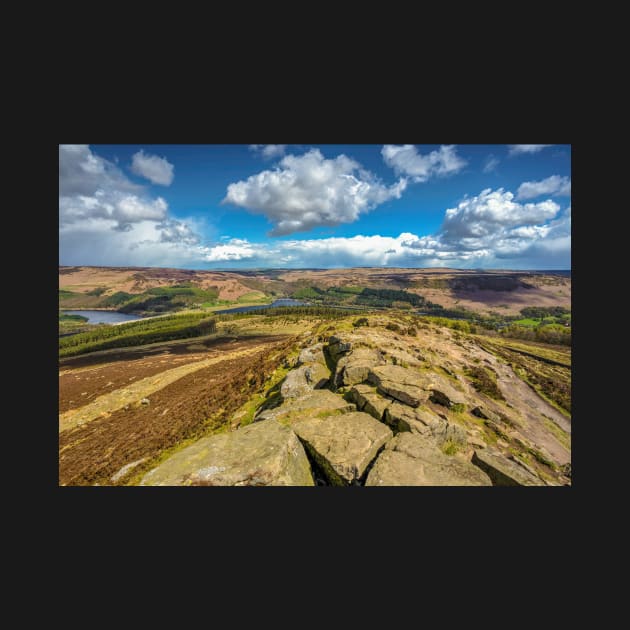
[58,266,571,487]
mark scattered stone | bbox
[472,449,544,486]
[292,411,393,485]
[140,398,150,405]
[382,347,423,368]
[366,433,492,486]
[141,420,314,486]
[471,406,501,422]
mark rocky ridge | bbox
[141,317,570,486]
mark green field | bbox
[513,318,541,327]
[58,306,363,358]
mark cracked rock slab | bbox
[292,411,393,486]
[367,364,429,407]
[366,433,492,486]
[348,384,392,421]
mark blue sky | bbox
[59,144,571,269]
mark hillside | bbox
[59,309,571,486]
[59,265,570,316]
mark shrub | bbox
[353,317,369,328]
[465,366,505,400]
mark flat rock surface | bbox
[292,411,393,485]
[368,365,429,407]
[280,363,330,399]
[366,433,492,486]
[256,389,355,424]
[140,419,314,486]
[472,448,544,486]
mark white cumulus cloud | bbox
[204,239,258,262]
[131,149,174,185]
[59,145,172,231]
[516,175,571,200]
[249,144,287,160]
[381,144,467,182]
[59,145,208,266]
[440,188,560,244]
[223,148,407,236]
[508,144,553,155]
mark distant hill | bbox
[59,265,571,316]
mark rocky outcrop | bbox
[384,401,443,435]
[135,317,569,487]
[292,411,393,485]
[348,384,391,421]
[255,389,355,424]
[471,448,544,486]
[381,346,423,368]
[367,364,428,407]
[297,343,327,366]
[366,433,492,486]
[280,363,330,399]
[334,347,384,387]
[423,373,467,409]
[140,419,314,486]
[327,335,353,362]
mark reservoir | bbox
[215,298,309,314]
[61,310,144,325]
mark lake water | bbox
[62,310,144,324]
[215,298,309,314]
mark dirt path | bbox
[471,344,570,465]
[60,345,273,433]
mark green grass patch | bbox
[513,318,540,327]
[59,312,88,323]
[441,440,461,455]
[59,289,79,299]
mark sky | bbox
[59,144,571,270]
